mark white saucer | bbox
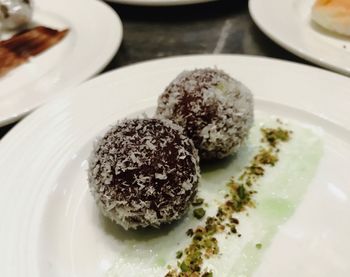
[0,0,123,126]
[249,0,350,76]
[0,55,350,276]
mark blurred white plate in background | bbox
[0,55,350,277]
[0,0,123,126]
[249,0,350,76]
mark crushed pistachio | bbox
[165,124,292,276]
[180,261,190,272]
[186,228,194,237]
[261,127,291,147]
[193,208,206,219]
[254,148,278,166]
[176,251,183,259]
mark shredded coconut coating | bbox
[88,118,200,230]
[156,68,254,160]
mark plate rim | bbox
[1,54,350,276]
[2,53,350,143]
[0,0,123,127]
[248,0,350,76]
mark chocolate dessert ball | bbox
[88,118,200,230]
[156,68,254,160]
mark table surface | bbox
[0,0,308,140]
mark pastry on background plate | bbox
[0,26,69,77]
[311,0,350,36]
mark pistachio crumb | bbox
[192,197,204,206]
[180,261,189,272]
[193,208,206,219]
[261,127,291,147]
[186,229,194,237]
[165,125,292,276]
[176,251,183,259]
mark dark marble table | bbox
[0,0,307,140]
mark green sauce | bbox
[107,119,323,277]
[228,126,323,276]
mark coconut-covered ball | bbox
[156,68,254,160]
[88,118,200,230]
[0,0,33,30]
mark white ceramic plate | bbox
[106,0,216,6]
[1,55,350,277]
[0,0,123,127]
[249,0,350,76]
